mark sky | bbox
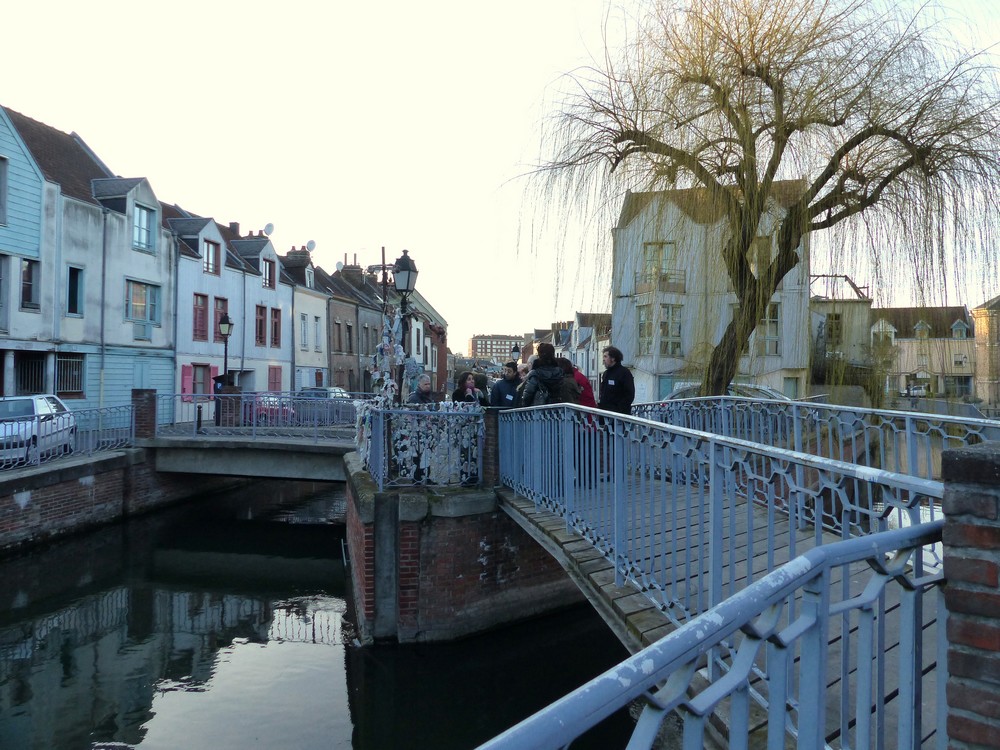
[4,1,997,355]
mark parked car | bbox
[242,393,295,425]
[294,387,355,425]
[0,395,77,467]
[901,385,928,398]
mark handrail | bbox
[479,521,945,749]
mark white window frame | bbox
[125,280,160,323]
[133,204,155,252]
[659,304,683,356]
[300,313,308,350]
[203,240,221,274]
[760,303,780,356]
[637,304,653,355]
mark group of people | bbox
[406,342,635,416]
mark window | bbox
[193,294,209,340]
[125,280,160,322]
[642,241,675,279]
[0,157,7,224]
[56,354,85,397]
[334,322,343,352]
[300,313,308,349]
[67,266,84,315]
[268,365,282,391]
[203,241,221,274]
[213,298,228,342]
[660,304,683,356]
[952,322,968,339]
[192,365,211,395]
[305,267,314,288]
[262,259,275,289]
[759,303,780,356]
[954,354,968,367]
[318,317,325,352]
[637,304,652,354]
[255,305,266,345]
[133,205,155,251]
[270,308,281,347]
[915,322,930,340]
[21,259,40,310]
[825,313,842,346]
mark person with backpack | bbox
[520,343,565,406]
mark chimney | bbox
[341,263,363,286]
[229,222,240,236]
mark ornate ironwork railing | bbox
[358,402,485,490]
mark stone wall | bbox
[942,442,1000,748]
[344,452,582,644]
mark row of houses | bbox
[513,185,998,407]
[0,105,449,407]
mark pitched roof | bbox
[870,306,971,338]
[974,294,1000,311]
[2,106,112,204]
[167,217,212,236]
[617,179,807,229]
[92,177,144,199]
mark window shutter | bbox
[181,365,194,402]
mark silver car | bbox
[0,395,77,468]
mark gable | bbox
[0,107,44,258]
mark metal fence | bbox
[633,396,1000,482]
[496,404,947,748]
[0,404,134,471]
[479,521,945,750]
[359,403,485,490]
[154,391,363,440]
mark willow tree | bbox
[546,0,1000,395]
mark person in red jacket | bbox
[573,366,596,408]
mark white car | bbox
[0,395,77,467]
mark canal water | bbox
[0,481,634,749]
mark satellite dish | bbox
[306,240,316,252]
[263,223,274,236]
[335,261,344,271]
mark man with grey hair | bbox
[407,374,434,405]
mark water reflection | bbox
[0,481,631,749]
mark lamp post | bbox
[511,343,521,362]
[392,250,418,402]
[218,312,233,384]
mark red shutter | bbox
[181,365,193,402]
[268,365,282,391]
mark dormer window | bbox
[305,267,314,288]
[262,259,275,289]
[203,241,221,275]
[952,320,969,339]
[915,321,930,340]
[133,204,155,252]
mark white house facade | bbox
[611,186,811,402]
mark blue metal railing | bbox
[478,521,945,750]
[495,403,949,748]
[153,391,365,440]
[359,403,485,490]
[0,404,134,471]
[633,396,1000,481]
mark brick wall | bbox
[942,443,1000,748]
[0,451,247,555]
[344,451,581,644]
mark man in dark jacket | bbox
[521,344,565,406]
[490,361,521,409]
[598,346,635,415]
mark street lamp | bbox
[511,343,521,362]
[393,250,418,401]
[218,312,234,383]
